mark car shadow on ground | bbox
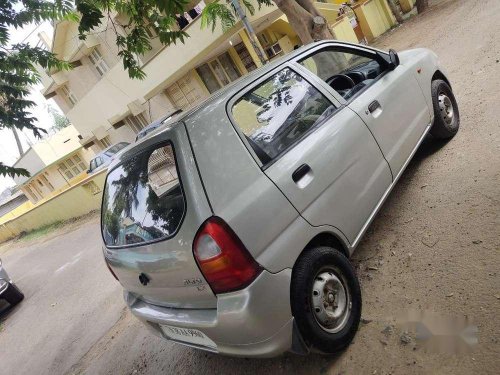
[184,349,340,374]
[352,134,451,260]
[0,299,20,322]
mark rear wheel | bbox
[291,246,361,354]
[3,283,24,306]
[430,79,460,139]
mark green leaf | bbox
[0,163,30,179]
[201,1,236,32]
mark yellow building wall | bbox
[239,29,266,67]
[313,1,341,25]
[0,170,107,242]
[353,0,397,42]
[228,47,248,75]
[331,16,359,44]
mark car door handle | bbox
[292,164,311,183]
[368,100,381,113]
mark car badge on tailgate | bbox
[139,273,150,286]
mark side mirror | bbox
[388,49,400,70]
[87,169,91,174]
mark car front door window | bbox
[299,48,384,100]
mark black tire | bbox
[291,246,361,354]
[3,283,24,306]
[430,79,460,139]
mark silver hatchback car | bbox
[101,41,459,357]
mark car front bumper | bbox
[125,269,296,357]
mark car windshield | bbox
[101,143,185,247]
[104,142,129,156]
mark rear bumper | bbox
[125,269,294,357]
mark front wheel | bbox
[3,283,24,306]
[430,79,460,139]
[291,246,361,354]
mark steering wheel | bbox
[326,74,356,91]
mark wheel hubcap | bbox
[311,268,351,333]
[438,93,454,125]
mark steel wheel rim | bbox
[311,267,351,333]
[438,92,454,125]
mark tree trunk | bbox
[12,128,23,156]
[415,0,429,13]
[273,0,334,44]
[387,0,404,23]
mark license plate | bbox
[160,324,217,349]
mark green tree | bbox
[1,0,334,177]
[0,1,73,178]
[76,0,334,79]
[47,104,70,130]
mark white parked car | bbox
[100,41,459,357]
[87,142,130,174]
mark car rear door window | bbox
[101,143,185,247]
[231,68,336,164]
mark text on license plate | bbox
[160,324,217,349]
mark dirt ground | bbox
[0,0,499,374]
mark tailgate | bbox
[101,125,216,309]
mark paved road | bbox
[1,0,499,374]
[0,218,124,374]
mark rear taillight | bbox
[193,217,262,294]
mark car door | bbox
[229,66,392,244]
[298,43,430,177]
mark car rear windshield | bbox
[101,143,185,247]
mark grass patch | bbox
[19,221,64,242]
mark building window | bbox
[88,47,109,76]
[59,163,74,180]
[258,33,269,46]
[99,136,112,148]
[165,73,206,110]
[196,52,241,94]
[234,42,257,72]
[264,42,283,60]
[25,186,39,202]
[71,154,87,171]
[30,181,44,200]
[62,85,78,106]
[40,174,55,191]
[58,154,87,180]
[124,113,149,134]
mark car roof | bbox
[168,40,388,124]
[109,40,389,169]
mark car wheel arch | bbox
[432,70,452,89]
[299,232,350,261]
